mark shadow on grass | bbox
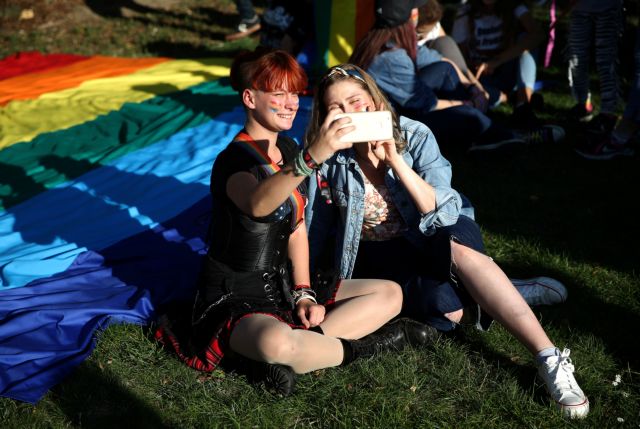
[144,41,247,59]
[451,261,640,400]
[84,0,263,48]
[51,363,171,429]
[448,134,640,274]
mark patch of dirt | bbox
[0,0,185,32]
[1,0,90,31]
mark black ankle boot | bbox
[343,318,409,362]
[395,317,440,347]
[237,358,296,396]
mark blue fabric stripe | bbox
[0,110,244,289]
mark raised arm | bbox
[396,118,462,234]
[228,112,354,218]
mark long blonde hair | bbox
[304,64,406,152]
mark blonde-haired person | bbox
[305,63,589,419]
[156,49,433,396]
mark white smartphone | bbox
[334,111,393,143]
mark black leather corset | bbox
[207,202,291,272]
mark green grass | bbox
[2,1,640,427]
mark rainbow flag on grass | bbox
[0,51,311,403]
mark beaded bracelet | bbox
[292,149,320,177]
[302,149,320,170]
[292,150,314,177]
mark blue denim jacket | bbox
[306,116,473,279]
[367,45,443,112]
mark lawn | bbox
[1,1,639,428]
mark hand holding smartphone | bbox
[334,111,393,143]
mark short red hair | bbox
[230,49,307,94]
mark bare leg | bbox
[319,279,402,339]
[517,86,533,104]
[229,314,344,373]
[450,242,554,354]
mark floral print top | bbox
[360,174,407,241]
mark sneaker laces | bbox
[523,128,548,144]
[544,349,581,397]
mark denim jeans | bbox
[399,103,510,149]
[417,61,469,100]
[406,61,503,148]
[480,51,537,107]
[234,0,256,21]
[624,27,640,123]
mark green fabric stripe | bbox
[0,79,237,211]
[314,1,332,72]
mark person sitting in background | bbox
[305,63,590,419]
[416,0,487,101]
[451,0,546,130]
[350,0,562,153]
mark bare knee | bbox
[380,280,403,316]
[445,308,464,323]
[451,241,487,272]
[254,326,297,364]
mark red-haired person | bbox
[156,49,434,395]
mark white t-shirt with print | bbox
[417,21,442,46]
[451,4,528,58]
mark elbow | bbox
[246,198,271,218]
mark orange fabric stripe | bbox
[0,56,168,106]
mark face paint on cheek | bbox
[269,100,282,113]
[353,102,369,112]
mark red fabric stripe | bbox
[0,51,88,81]
[355,0,375,46]
[323,279,343,308]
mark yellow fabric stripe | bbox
[328,0,356,66]
[0,58,231,150]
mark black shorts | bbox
[353,215,491,331]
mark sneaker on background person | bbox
[575,134,635,160]
[512,277,568,307]
[537,348,590,419]
[586,112,618,137]
[467,124,526,153]
[517,124,566,145]
[568,100,594,123]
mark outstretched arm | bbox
[227,112,354,218]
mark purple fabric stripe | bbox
[0,197,209,403]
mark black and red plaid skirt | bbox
[154,260,341,372]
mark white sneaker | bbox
[538,348,589,419]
